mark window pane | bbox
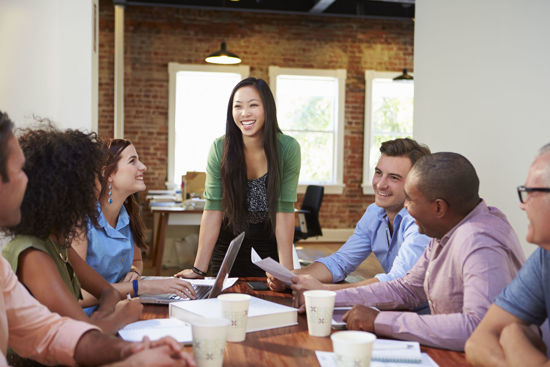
[371,79,414,134]
[277,75,337,132]
[291,131,333,183]
[174,72,242,181]
[278,96,333,131]
[367,78,414,184]
[275,74,339,184]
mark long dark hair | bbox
[221,77,281,233]
[7,126,104,245]
[101,139,147,250]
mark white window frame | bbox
[269,66,346,194]
[362,70,414,194]
[167,62,250,188]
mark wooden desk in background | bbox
[150,205,203,275]
[141,278,472,366]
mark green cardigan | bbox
[2,235,82,300]
[204,133,301,213]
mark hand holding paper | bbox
[251,248,295,285]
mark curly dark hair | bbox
[100,138,147,250]
[6,125,105,244]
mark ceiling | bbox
[112,0,415,20]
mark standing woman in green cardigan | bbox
[176,77,301,278]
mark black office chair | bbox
[294,185,324,243]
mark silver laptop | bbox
[140,232,245,304]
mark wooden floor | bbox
[143,242,384,281]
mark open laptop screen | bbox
[207,231,245,298]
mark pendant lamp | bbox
[393,68,414,82]
[205,41,241,65]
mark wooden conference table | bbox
[141,278,472,366]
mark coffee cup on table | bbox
[191,318,230,367]
[218,293,251,342]
[303,290,336,337]
[331,330,376,367]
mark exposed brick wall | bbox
[98,1,414,229]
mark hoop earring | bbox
[108,185,113,204]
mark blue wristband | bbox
[132,279,139,297]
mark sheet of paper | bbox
[118,318,193,344]
[251,248,295,285]
[315,351,439,367]
[141,276,238,290]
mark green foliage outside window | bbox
[279,96,333,183]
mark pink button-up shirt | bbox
[335,201,525,351]
[0,256,97,366]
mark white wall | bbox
[0,0,97,132]
[414,0,550,256]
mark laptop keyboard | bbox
[167,284,211,301]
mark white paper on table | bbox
[118,318,193,344]
[141,276,238,290]
[315,351,439,367]
[251,248,295,285]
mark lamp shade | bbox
[205,41,241,65]
[393,68,414,82]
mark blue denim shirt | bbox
[316,204,430,282]
[84,202,134,315]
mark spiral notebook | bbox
[316,339,424,365]
[316,350,438,367]
[372,339,422,363]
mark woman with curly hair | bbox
[176,77,301,278]
[71,139,196,312]
[1,126,142,336]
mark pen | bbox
[374,344,414,350]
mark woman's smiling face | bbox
[232,86,265,139]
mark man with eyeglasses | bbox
[466,143,550,367]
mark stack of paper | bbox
[169,295,298,332]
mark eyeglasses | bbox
[517,185,550,203]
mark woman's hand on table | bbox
[174,268,203,279]
[143,278,197,299]
[123,270,141,282]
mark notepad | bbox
[373,339,422,363]
[315,350,439,367]
[118,318,193,344]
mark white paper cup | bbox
[304,290,336,337]
[331,331,376,367]
[191,318,230,367]
[218,293,251,342]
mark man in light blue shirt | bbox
[317,204,429,283]
[268,138,431,291]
